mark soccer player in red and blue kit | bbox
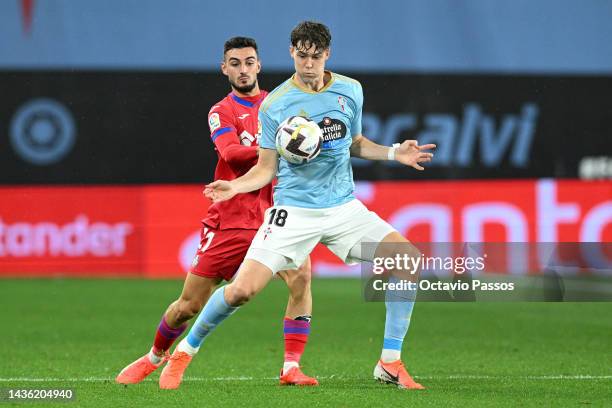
[116,37,317,389]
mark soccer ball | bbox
[275,116,323,164]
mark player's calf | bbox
[166,273,219,325]
[279,261,312,316]
[225,283,258,306]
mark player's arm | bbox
[350,134,436,171]
[347,82,435,170]
[209,108,258,172]
[205,148,277,203]
[214,135,258,172]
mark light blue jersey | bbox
[259,72,363,209]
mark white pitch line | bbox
[417,375,612,380]
[0,375,611,382]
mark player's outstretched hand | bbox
[204,180,236,203]
[395,140,436,171]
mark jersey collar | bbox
[291,71,335,94]
[231,92,263,107]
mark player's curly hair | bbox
[223,36,258,56]
[290,21,331,52]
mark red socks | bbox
[283,317,310,364]
[152,316,187,355]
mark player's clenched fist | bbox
[395,140,436,171]
[204,180,236,203]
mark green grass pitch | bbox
[2,278,611,407]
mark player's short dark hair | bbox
[223,36,258,56]
[290,21,331,52]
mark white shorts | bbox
[245,199,396,274]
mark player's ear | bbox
[289,46,295,58]
[256,60,261,74]
[221,61,228,76]
[324,48,330,61]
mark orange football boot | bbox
[279,366,319,386]
[373,359,425,390]
[116,351,168,384]
[159,350,193,389]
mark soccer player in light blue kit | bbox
[194,21,435,389]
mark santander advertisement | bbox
[0,180,610,278]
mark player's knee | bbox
[176,299,204,320]
[380,239,422,261]
[379,239,423,278]
[226,284,256,306]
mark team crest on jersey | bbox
[318,117,347,148]
[208,113,221,132]
[263,226,273,240]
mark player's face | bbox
[222,47,261,95]
[290,42,330,86]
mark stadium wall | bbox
[2,3,610,279]
[0,180,610,278]
[2,0,612,74]
[1,72,611,183]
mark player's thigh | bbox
[228,258,276,300]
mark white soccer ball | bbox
[275,116,323,164]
